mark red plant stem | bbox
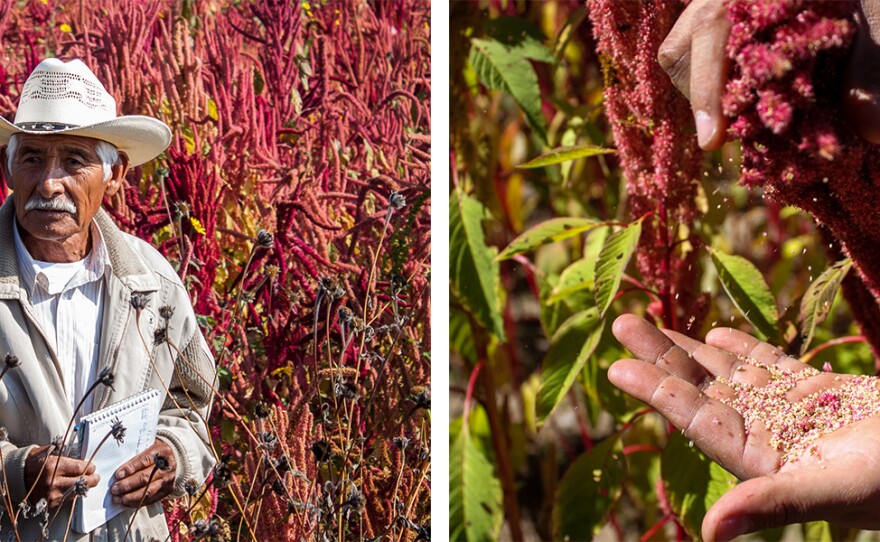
[620,408,653,434]
[511,255,541,301]
[800,335,867,364]
[608,510,624,542]
[622,444,662,456]
[472,319,524,541]
[462,359,483,427]
[568,389,592,452]
[640,514,673,542]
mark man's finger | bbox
[658,0,704,97]
[688,0,731,149]
[612,314,711,386]
[662,328,772,388]
[116,450,155,479]
[843,0,880,144]
[704,327,809,374]
[608,359,763,476]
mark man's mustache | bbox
[24,196,77,214]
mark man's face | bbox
[4,134,126,256]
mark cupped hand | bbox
[659,0,880,148]
[610,314,880,541]
[110,439,176,507]
[24,445,100,509]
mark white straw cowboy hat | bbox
[0,58,171,167]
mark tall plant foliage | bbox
[0,1,431,540]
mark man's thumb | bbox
[701,470,822,542]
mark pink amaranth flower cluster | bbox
[589,0,707,332]
[722,0,880,361]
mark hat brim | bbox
[0,115,171,167]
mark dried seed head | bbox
[184,479,199,496]
[4,354,19,369]
[153,327,167,346]
[253,401,271,419]
[389,191,406,210]
[97,368,115,390]
[256,229,275,250]
[258,432,278,451]
[130,293,149,311]
[110,417,126,444]
[159,305,175,320]
[393,436,410,450]
[73,476,89,496]
[154,453,172,471]
[337,306,354,326]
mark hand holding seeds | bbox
[610,314,880,542]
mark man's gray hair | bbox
[6,133,119,182]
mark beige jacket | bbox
[0,199,216,541]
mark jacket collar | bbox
[0,197,159,297]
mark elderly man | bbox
[0,58,216,539]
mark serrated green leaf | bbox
[552,436,625,541]
[450,422,503,542]
[469,37,547,142]
[547,257,596,305]
[798,258,852,356]
[450,189,506,339]
[709,248,780,342]
[594,218,643,317]
[486,16,556,63]
[662,431,737,541]
[517,144,615,169]
[539,274,575,337]
[497,217,600,261]
[536,308,604,422]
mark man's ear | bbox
[104,151,130,197]
[1,146,12,190]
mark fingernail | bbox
[695,110,716,148]
[115,469,124,478]
[715,516,750,542]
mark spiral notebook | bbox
[74,388,161,533]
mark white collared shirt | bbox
[13,220,110,415]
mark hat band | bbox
[16,122,81,132]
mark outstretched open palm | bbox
[611,314,880,542]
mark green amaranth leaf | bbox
[536,308,604,422]
[552,435,625,541]
[449,422,503,542]
[594,218,643,318]
[485,16,556,64]
[450,305,477,364]
[469,37,547,142]
[798,258,852,356]
[710,248,779,342]
[496,217,600,261]
[662,431,737,540]
[546,256,596,305]
[450,189,505,339]
[517,144,615,169]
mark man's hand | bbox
[610,314,880,541]
[24,445,100,509]
[110,439,176,507]
[659,0,880,148]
